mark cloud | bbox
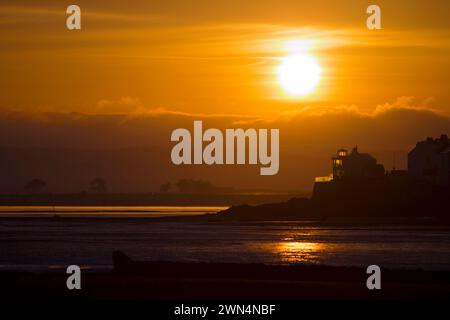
[0,4,162,24]
[1,97,449,193]
[87,97,262,125]
[3,96,448,126]
[1,97,448,148]
[373,96,441,115]
[95,97,146,114]
[281,96,447,120]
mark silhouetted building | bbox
[315,146,385,182]
[408,134,450,186]
[332,146,385,180]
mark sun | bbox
[277,54,322,96]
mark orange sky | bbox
[0,1,450,192]
[1,0,450,116]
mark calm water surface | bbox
[1,207,450,271]
[0,206,226,217]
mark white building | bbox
[408,134,450,186]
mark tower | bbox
[332,148,348,180]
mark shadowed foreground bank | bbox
[2,251,450,300]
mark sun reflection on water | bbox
[276,241,324,264]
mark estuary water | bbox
[1,206,450,272]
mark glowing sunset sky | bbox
[1,0,450,193]
[1,0,450,116]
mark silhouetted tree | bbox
[159,182,172,193]
[24,179,46,194]
[89,178,107,193]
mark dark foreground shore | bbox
[2,252,450,300]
